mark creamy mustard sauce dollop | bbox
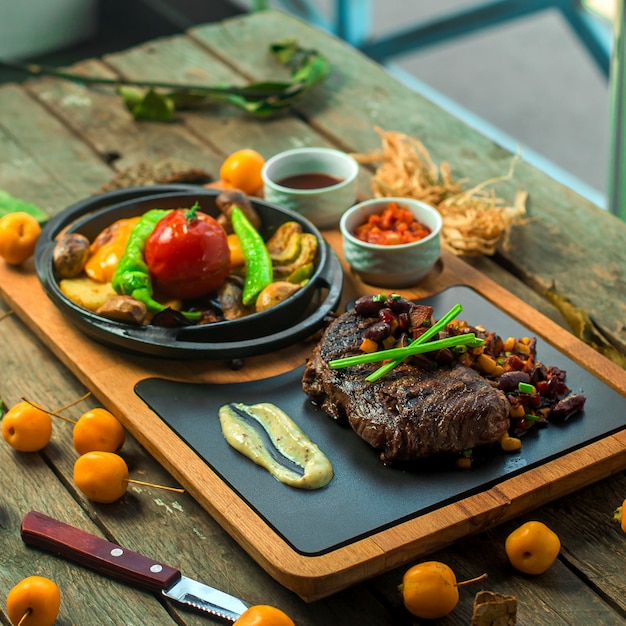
[218,402,333,489]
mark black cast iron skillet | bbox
[35,185,343,359]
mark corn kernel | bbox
[382,335,396,349]
[503,337,516,352]
[456,457,472,470]
[477,353,498,374]
[500,435,522,452]
[491,365,505,377]
[509,404,525,419]
[514,341,531,354]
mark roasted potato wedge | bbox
[59,277,117,312]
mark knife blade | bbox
[21,511,249,622]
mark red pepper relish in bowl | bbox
[340,197,442,288]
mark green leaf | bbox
[269,38,301,65]
[116,85,144,108]
[0,189,47,221]
[118,87,176,122]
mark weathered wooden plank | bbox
[536,470,626,615]
[23,58,224,178]
[188,11,626,352]
[188,13,535,179]
[0,84,113,214]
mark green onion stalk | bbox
[329,304,487,382]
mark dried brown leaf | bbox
[546,284,626,369]
[471,591,517,626]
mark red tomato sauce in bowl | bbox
[353,201,432,245]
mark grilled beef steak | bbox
[302,308,511,463]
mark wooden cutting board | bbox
[2,233,626,601]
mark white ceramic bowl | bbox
[340,197,442,288]
[262,147,359,229]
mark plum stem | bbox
[54,391,92,414]
[21,397,76,425]
[17,608,32,626]
[125,478,185,494]
[456,573,488,587]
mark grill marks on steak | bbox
[302,309,510,463]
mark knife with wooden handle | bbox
[21,511,249,622]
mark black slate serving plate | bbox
[35,185,343,359]
[135,285,626,556]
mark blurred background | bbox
[0,0,616,207]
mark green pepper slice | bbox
[230,205,273,306]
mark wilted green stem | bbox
[0,38,329,120]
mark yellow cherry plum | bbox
[233,604,295,626]
[0,211,42,265]
[6,575,61,626]
[73,408,125,454]
[219,149,265,195]
[2,401,52,452]
[74,450,129,503]
[401,561,460,619]
[505,520,561,574]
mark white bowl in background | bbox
[262,147,359,229]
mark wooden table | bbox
[1,10,625,625]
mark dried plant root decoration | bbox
[353,128,464,206]
[437,170,528,256]
[352,127,528,256]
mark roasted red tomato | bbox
[144,204,230,300]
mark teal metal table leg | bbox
[360,0,551,62]
[258,0,372,46]
[336,0,371,47]
[359,0,609,75]
[608,0,625,218]
[561,2,612,77]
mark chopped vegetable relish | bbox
[354,201,432,245]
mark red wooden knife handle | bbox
[21,511,181,594]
